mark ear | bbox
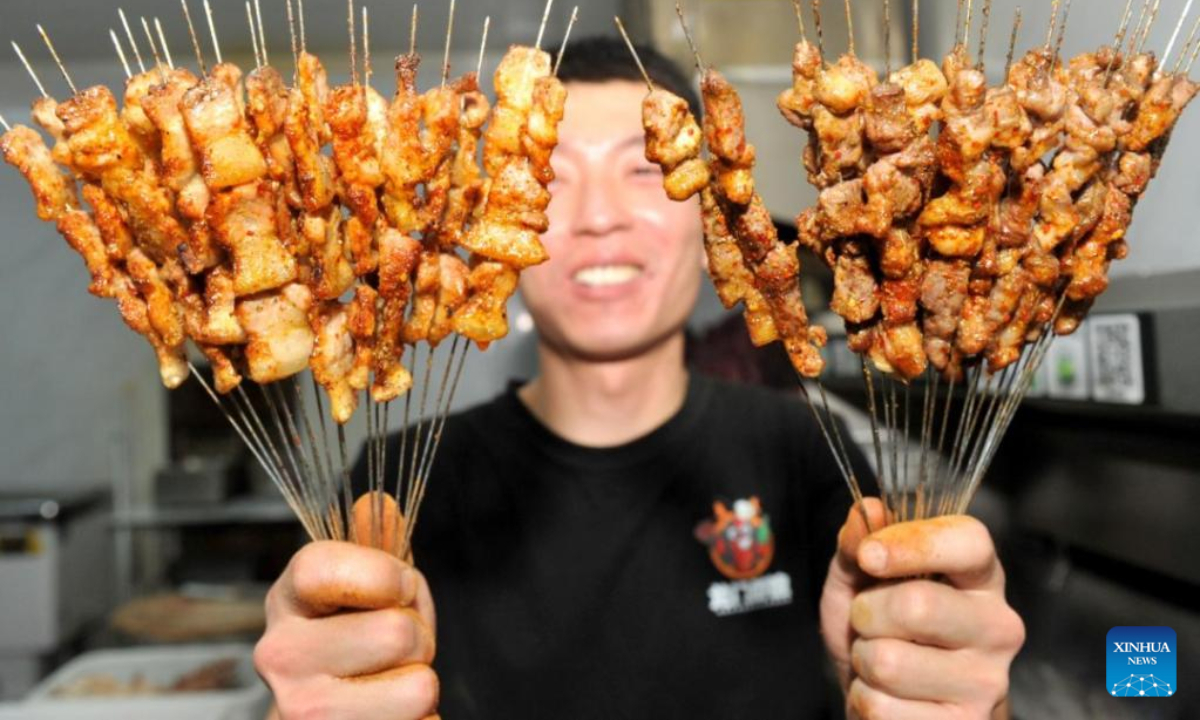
[713,501,731,522]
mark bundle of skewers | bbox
[621,0,1199,526]
[1,0,577,556]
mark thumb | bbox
[352,491,415,564]
[830,498,889,590]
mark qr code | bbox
[1088,315,1145,405]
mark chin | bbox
[548,322,683,363]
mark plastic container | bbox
[0,643,269,720]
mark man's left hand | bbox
[820,499,1025,720]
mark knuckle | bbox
[380,609,418,662]
[865,642,904,688]
[848,679,886,720]
[277,688,334,720]
[405,665,441,715]
[897,583,936,630]
[253,633,288,681]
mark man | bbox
[255,37,1025,719]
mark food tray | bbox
[6,643,269,720]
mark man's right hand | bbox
[255,540,439,719]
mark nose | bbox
[570,171,634,238]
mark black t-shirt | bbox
[352,373,873,719]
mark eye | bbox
[629,164,660,178]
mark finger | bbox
[851,638,1007,703]
[353,492,414,562]
[285,665,439,720]
[846,677,963,720]
[855,515,1003,590]
[286,605,437,677]
[273,541,418,618]
[850,579,1024,650]
[834,498,890,579]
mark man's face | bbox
[519,80,705,363]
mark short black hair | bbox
[552,35,702,119]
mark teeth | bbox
[573,264,641,287]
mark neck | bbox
[519,333,690,448]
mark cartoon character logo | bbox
[694,497,775,580]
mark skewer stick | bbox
[675,3,705,72]
[204,0,222,65]
[811,0,825,59]
[140,17,163,71]
[0,113,9,132]
[1164,0,1195,67]
[553,6,579,77]
[791,0,808,40]
[410,4,420,56]
[1188,29,1200,72]
[12,42,49,98]
[1129,0,1153,55]
[347,0,357,85]
[843,0,855,56]
[963,0,974,53]
[37,25,77,95]
[181,0,207,74]
[155,18,175,70]
[912,0,919,62]
[1105,0,1137,84]
[119,9,146,73]
[1136,0,1161,54]
[441,0,456,87]
[1005,9,1022,77]
[247,2,262,68]
[254,0,268,66]
[111,30,133,79]
[1046,0,1061,48]
[1174,13,1200,73]
[977,0,992,69]
[298,0,307,53]
[614,16,653,91]
[1054,0,1073,60]
[535,0,555,51]
[363,7,371,86]
[477,16,491,77]
[285,0,298,71]
[956,0,964,44]
[283,0,297,68]
[884,0,892,75]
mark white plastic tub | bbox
[0,643,270,720]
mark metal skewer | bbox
[203,0,222,65]
[155,18,174,70]
[12,42,49,98]
[614,16,654,91]
[441,0,456,86]
[37,25,77,95]
[181,0,207,74]
[553,6,579,77]
[111,29,132,79]
[119,9,145,73]
[477,16,491,77]
[1005,8,1022,77]
[254,0,268,66]
[247,2,262,69]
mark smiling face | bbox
[519,81,705,363]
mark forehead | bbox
[558,80,647,146]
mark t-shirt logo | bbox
[694,497,775,581]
